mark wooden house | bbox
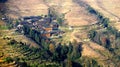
[44,27,52,32]
[41,33,51,38]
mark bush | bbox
[3,57,13,63]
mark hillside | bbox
[82,0,120,30]
[45,0,97,26]
[1,0,120,67]
[5,0,97,26]
[5,0,48,18]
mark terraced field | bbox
[0,21,17,67]
[0,20,39,67]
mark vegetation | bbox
[7,39,81,67]
[48,8,65,26]
[0,6,109,67]
[88,5,120,66]
[79,57,101,67]
[0,25,8,30]
[22,25,42,44]
[3,57,13,63]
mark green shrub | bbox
[3,57,13,63]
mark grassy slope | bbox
[0,20,39,66]
[0,20,16,67]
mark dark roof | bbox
[44,17,51,23]
[23,16,42,20]
[31,19,39,23]
[20,21,29,25]
[51,22,58,25]
[0,0,7,3]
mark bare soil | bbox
[84,0,120,30]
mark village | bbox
[16,15,65,39]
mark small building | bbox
[44,27,53,32]
[17,15,63,39]
[43,33,51,38]
[50,22,59,30]
[17,24,23,29]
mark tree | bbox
[41,39,49,50]
[105,38,111,48]
[68,42,73,54]
[89,30,97,40]
[3,57,13,63]
[29,29,33,38]
[71,44,82,60]
[35,33,40,44]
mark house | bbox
[17,24,23,29]
[44,27,53,32]
[50,22,59,30]
[41,27,52,38]
[17,15,64,39]
[44,17,51,23]
[41,33,51,38]
[16,24,24,33]
[69,26,73,30]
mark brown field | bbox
[6,0,48,18]
[5,0,120,26]
[0,20,5,25]
[83,0,120,30]
[64,2,97,26]
[45,0,98,26]
[6,0,97,26]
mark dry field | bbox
[45,0,98,26]
[6,0,48,18]
[6,0,97,26]
[5,0,120,26]
[83,0,120,30]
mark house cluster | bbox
[17,16,64,39]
